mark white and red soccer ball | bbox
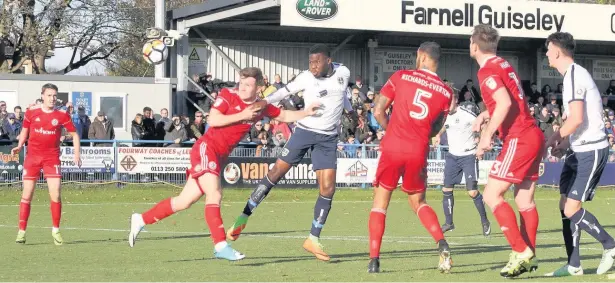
[142,39,168,65]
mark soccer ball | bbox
[142,39,168,65]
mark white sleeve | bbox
[568,65,588,102]
[265,72,307,105]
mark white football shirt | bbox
[267,63,351,135]
[562,63,608,152]
[444,107,477,156]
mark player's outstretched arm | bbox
[274,102,322,123]
[373,96,393,131]
[207,106,261,128]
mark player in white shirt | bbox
[227,44,352,261]
[434,96,491,237]
[544,32,615,277]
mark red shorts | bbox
[373,151,427,194]
[23,154,61,180]
[187,141,225,180]
[489,128,545,184]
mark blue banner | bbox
[71,92,92,116]
[537,162,615,186]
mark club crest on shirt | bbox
[486,77,497,90]
[51,119,58,126]
[338,77,344,85]
[214,98,223,107]
[208,161,217,170]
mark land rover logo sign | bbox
[296,0,338,21]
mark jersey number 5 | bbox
[410,89,432,120]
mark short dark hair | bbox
[466,79,473,83]
[546,32,575,57]
[531,82,537,86]
[41,83,58,94]
[143,107,152,113]
[239,67,265,86]
[14,106,21,111]
[418,41,441,63]
[309,44,330,57]
[471,24,500,53]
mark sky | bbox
[45,46,108,76]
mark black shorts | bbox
[559,147,609,202]
[279,127,338,171]
[443,152,479,190]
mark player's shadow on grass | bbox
[59,230,305,246]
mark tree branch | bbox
[56,43,119,74]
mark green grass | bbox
[0,185,615,281]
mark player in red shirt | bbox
[127,67,320,261]
[368,42,453,274]
[12,83,82,245]
[470,25,543,278]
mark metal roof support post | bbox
[193,28,240,73]
[155,0,166,80]
[176,19,190,116]
[331,34,355,56]
[536,48,542,93]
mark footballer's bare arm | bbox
[373,95,393,131]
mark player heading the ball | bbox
[127,67,321,261]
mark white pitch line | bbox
[0,224,604,251]
[0,197,611,207]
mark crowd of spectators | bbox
[5,77,615,162]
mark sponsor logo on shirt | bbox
[34,128,56,135]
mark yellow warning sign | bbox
[189,48,200,60]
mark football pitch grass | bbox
[1,185,615,282]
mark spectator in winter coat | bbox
[164,114,188,147]
[88,111,115,147]
[188,111,206,141]
[142,107,157,141]
[156,108,172,141]
[73,106,91,146]
[131,114,146,147]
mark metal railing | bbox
[0,139,612,189]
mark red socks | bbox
[493,201,528,253]
[19,198,31,231]
[519,206,539,253]
[50,201,62,228]
[142,198,175,225]
[369,209,386,258]
[205,204,226,244]
[417,204,444,243]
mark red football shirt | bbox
[477,56,537,140]
[23,107,76,156]
[379,69,453,154]
[201,88,281,156]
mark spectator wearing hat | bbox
[353,75,369,99]
[546,94,559,112]
[73,105,91,146]
[365,91,375,104]
[0,113,20,144]
[336,141,348,158]
[88,111,115,147]
[164,114,187,147]
[607,110,615,123]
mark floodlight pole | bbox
[155,0,166,79]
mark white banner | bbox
[117,147,190,174]
[283,0,615,42]
[540,57,562,79]
[593,60,615,81]
[60,147,115,173]
[337,158,494,186]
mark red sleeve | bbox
[380,71,401,101]
[212,89,231,113]
[22,110,31,129]
[264,104,281,118]
[62,112,76,132]
[478,68,505,98]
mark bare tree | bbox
[0,0,142,74]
